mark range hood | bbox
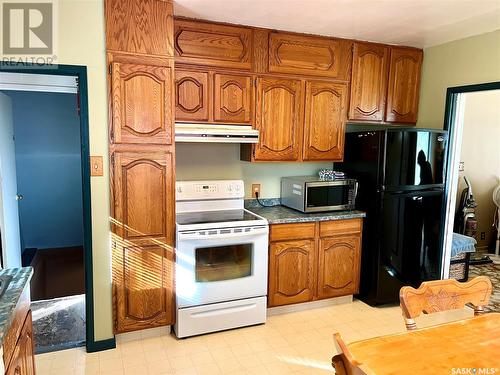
[175,123,259,144]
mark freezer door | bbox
[380,189,444,285]
[385,130,447,191]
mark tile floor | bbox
[35,299,473,375]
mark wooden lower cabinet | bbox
[317,235,361,299]
[5,311,35,375]
[268,219,362,307]
[268,239,316,307]
[113,244,174,333]
[111,150,175,333]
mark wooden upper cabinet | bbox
[268,239,316,307]
[303,81,348,161]
[112,151,174,246]
[111,61,173,145]
[269,32,352,80]
[105,0,174,57]
[318,234,361,299]
[113,243,174,333]
[175,70,210,122]
[349,43,390,122]
[386,47,423,124]
[254,77,303,161]
[214,73,252,124]
[174,19,253,70]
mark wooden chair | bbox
[399,276,492,330]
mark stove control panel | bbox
[176,180,244,201]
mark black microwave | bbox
[281,176,358,213]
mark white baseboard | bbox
[266,295,353,316]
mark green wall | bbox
[417,29,500,129]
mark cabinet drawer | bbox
[319,219,362,238]
[270,222,316,242]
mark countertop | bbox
[0,267,33,347]
[245,199,366,224]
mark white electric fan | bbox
[493,182,500,256]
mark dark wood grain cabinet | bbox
[268,219,362,307]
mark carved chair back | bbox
[399,276,492,330]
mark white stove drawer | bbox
[174,296,266,338]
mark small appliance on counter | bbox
[175,180,269,338]
[281,176,358,213]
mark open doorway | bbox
[443,82,500,312]
[0,68,93,353]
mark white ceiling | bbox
[173,0,500,48]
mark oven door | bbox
[176,226,269,308]
[305,181,355,212]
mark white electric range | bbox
[174,180,269,338]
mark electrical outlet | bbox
[252,184,261,198]
[480,232,486,240]
[458,162,465,172]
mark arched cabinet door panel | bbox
[303,81,348,161]
[318,235,361,299]
[268,239,315,306]
[175,70,209,122]
[386,48,423,124]
[214,73,252,124]
[349,43,390,122]
[111,151,175,333]
[113,243,174,333]
[254,77,303,161]
[111,152,174,245]
[111,61,173,145]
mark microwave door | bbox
[305,183,351,212]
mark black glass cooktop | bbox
[176,209,261,225]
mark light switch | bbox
[90,156,103,176]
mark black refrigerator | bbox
[337,128,448,305]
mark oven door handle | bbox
[178,227,268,240]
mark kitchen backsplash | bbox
[176,143,332,198]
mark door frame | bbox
[441,80,500,278]
[0,64,114,352]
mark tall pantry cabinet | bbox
[105,0,176,333]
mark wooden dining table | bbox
[339,312,500,374]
